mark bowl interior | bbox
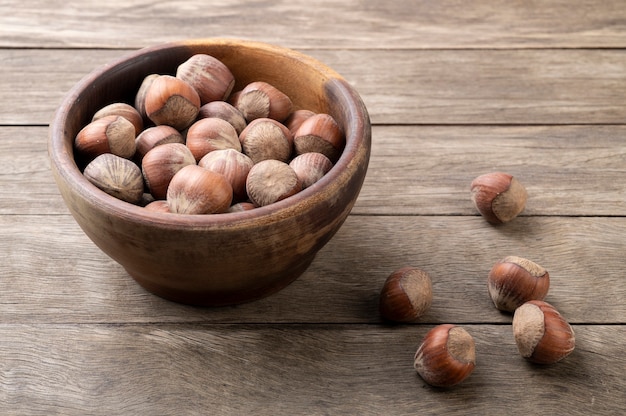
[50,38,370,229]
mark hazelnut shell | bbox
[176,53,235,104]
[414,324,476,388]
[379,266,433,322]
[166,165,233,215]
[144,75,201,131]
[289,152,333,189]
[470,172,527,224]
[293,113,344,163]
[487,256,550,312]
[512,300,575,364]
[245,159,301,207]
[141,142,196,200]
[236,81,293,122]
[74,115,136,160]
[83,153,144,204]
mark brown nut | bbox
[227,90,241,107]
[83,153,144,204]
[284,109,316,136]
[414,324,476,388]
[198,101,247,135]
[144,200,171,213]
[293,113,344,163]
[144,75,201,131]
[141,142,196,200]
[166,165,233,215]
[74,115,136,160]
[134,73,159,122]
[470,172,528,224]
[289,152,333,189]
[92,102,144,135]
[487,256,550,313]
[235,81,293,123]
[512,300,575,364]
[379,266,433,323]
[176,53,235,105]
[227,202,256,213]
[245,159,301,207]
[134,125,184,161]
[199,148,254,202]
[140,192,156,207]
[186,117,242,162]
[239,118,293,164]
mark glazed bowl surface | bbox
[49,38,371,306]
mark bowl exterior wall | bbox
[49,39,371,305]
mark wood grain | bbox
[357,124,626,216]
[2,48,626,126]
[3,125,626,216]
[0,324,622,415]
[2,0,625,413]
[1,0,626,49]
[1,214,624,325]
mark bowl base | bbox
[125,256,316,306]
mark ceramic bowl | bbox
[49,38,371,306]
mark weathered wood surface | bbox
[1,214,625,325]
[1,0,625,414]
[3,125,626,216]
[1,0,626,49]
[0,324,623,415]
[3,48,626,126]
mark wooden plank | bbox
[2,48,626,126]
[357,124,626,216]
[2,0,626,49]
[0,324,622,415]
[1,214,624,324]
[6,125,626,216]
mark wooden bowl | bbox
[48,39,371,306]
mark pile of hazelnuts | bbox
[74,53,344,214]
[379,174,575,388]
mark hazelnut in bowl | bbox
[48,38,371,306]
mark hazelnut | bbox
[487,256,550,313]
[166,165,233,215]
[471,172,528,224]
[141,143,196,200]
[227,202,256,213]
[289,152,333,189]
[199,148,254,202]
[92,102,144,135]
[293,113,344,163]
[140,192,156,207]
[186,117,242,162]
[239,118,293,164]
[235,81,293,122]
[512,300,575,364]
[245,159,301,207]
[379,266,433,323]
[144,200,171,213]
[176,53,235,105]
[83,153,144,204]
[144,75,201,131]
[134,73,159,122]
[227,90,241,107]
[134,125,184,161]
[74,115,136,160]
[284,109,315,136]
[414,324,476,388]
[198,101,247,135]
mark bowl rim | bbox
[49,38,370,231]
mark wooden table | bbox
[1,1,625,414]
